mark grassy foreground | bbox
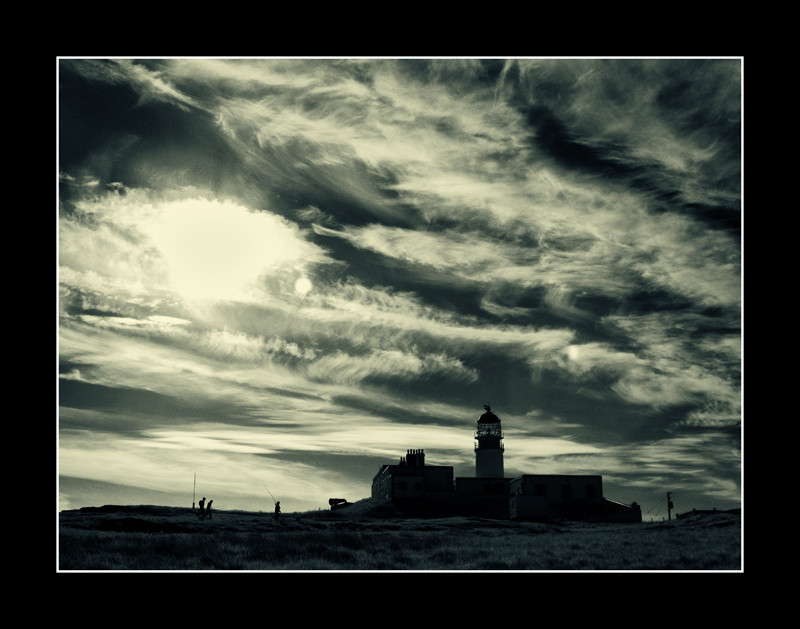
[58,503,742,571]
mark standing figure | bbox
[274,501,281,522]
[206,499,213,520]
[198,497,206,520]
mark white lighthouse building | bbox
[475,405,504,478]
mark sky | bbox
[58,58,742,517]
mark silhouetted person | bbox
[198,497,206,520]
[275,501,281,521]
[206,499,213,520]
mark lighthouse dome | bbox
[478,408,500,424]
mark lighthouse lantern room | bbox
[475,405,504,478]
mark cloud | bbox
[61,59,197,111]
[306,348,479,387]
[559,342,643,378]
[312,162,739,317]
[60,187,334,306]
[294,205,338,226]
[507,59,741,205]
[315,222,537,279]
[142,197,327,302]
[679,401,742,429]
[599,313,739,412]
[148,315,192,326]
[295,281,576,368]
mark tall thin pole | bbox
[667,492,673,520]
[193,473,196,509]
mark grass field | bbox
[57,502,742,571]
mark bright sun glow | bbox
[145,199,309,302]
[294,277,313,296]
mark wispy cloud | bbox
[61,59,198,110]
[306,348,479,387]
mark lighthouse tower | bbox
[475,405,504,478]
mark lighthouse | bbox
[475,405,504,478]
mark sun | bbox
[145,199,312,302]
[294,277,313,296]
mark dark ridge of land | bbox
[59,498,741,535]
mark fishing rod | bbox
[264,484,277,504]
[193,473,196,509]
